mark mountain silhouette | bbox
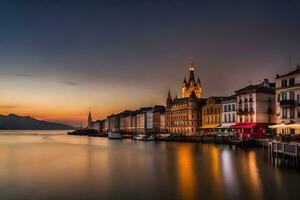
[0,114,74,130]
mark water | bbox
[0,131,299,200]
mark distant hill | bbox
[0,114,75,130]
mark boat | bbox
[68,129,99,136]
[132,134,147,140]
[132,134,155,141]
[108,132,123,139]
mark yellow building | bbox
[201,96,223,134]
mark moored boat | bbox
[108,132,123,139]
[132,134,155,141]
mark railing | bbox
[267,141,300,166]
[238,108,254,115]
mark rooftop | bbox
[276,65,300,79]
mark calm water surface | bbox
[0,131,299,200]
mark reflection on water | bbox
[0,131,299,200]
[221,150,237,195]
[177,144,198,200]
[211,146,222,198]
[248,151,262,199]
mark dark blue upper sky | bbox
[0,0,300,123]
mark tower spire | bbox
[88,109,92,129]
[188,58,195,84]
[166,89,173,108]
[189,57,195,71]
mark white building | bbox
[274,66,300,134]
[232,79,275,138]
[136,110,146,133]
[220,95,236,132]
[104,119,109,132]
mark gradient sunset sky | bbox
[0,0,300,126]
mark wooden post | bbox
[276,142,278,165]
[282,143,285,165]
[296,144,298,167]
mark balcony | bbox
[238,108,254,115]
[280,100,296,107]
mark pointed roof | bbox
[183,78,187,85]
[188,59,196,85]
[167,89,172,100]
[88,110,92,125]
[197,77,201,84]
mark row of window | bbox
[203,107,221,115]
[281,77,295,87]
[172,121,200,126]
[239,103,254,111]
[223,104,236,112]
[278,91,299,102]
[223,113,236,123]
[281,107,300,119]
[239,115,254,123]
[238,95,254,103]
[203,116,221,124]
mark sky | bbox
[0,0,300,126]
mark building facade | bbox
[201,96,223,133]
[108,114,119,131]
[274,66,300,134]
[220,95,237,132]
[166,61,206,135]
[119,110,133,133]
[231,79,275,138]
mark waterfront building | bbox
[107,114,119,131]
[159,112,166,133]
[104,118,109,132]
[220,95,237,133]
[99,119,105,132]
[119,110,133,133]
[130,111,138,134]
[145,107,154,132]
[151,105,165,133]
[89,120,100,131]
[272,66,300,134]
[231,79,275,138]
[165,61,206,135]
[201,96,223,134]
[136,108,146,133]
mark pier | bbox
[265,141,300,167]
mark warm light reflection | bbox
[211,146,222,197]
[241,151,263,199]
[221,150,237,193]
[177,144,198,200]
[248,152,262,194]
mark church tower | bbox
[87,109,93,129]
[182,60,202,98]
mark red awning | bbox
[230,123,256,129]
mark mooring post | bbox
[276,142,278,165]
